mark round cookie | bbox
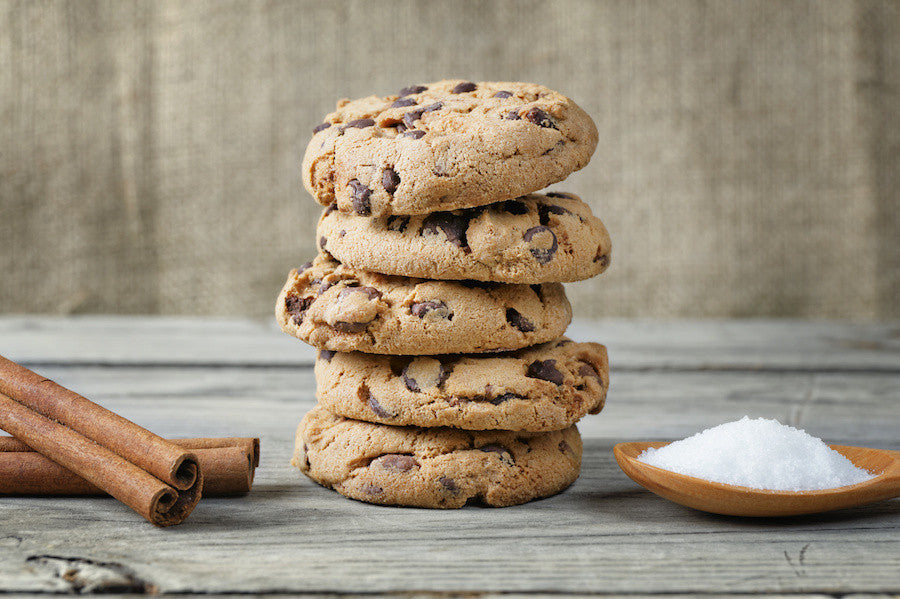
[303,80,598,217]
[318,192,611,283]
[276,254,572,354]
[315,338,608,432]
[292,406,582,508]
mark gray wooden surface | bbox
[0,317,898,596]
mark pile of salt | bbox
[637,416,875,491]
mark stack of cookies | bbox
[278,80,611,508]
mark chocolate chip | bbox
[402,110,423,130]
[505,308,535,332]
[439,476,459,494]
[391,98,417,108]
[505,110,521,120]
[556,339,572,347]
[376,454,419,472]
[343,118,375,130]
[298,261,313,273]
[399,85,427,96]
[421,212,471,248]
[339,286,382,300]
[348,179,372,216]
[324,202,338,215]
[362,484,383,495]
[578,363,603,383]
[313,122,331,134]
[332,321,367,333]
[319,349,336,362]
[302,442,310,469]
[439,362,453,383]
[401,129,426,139]
[545,192,574,199]
[338,229,346,237]
[451,81,477,93]
[402,358,451,392]
[382,168,400,195]
[538,203,570,226]
[559,440,572,453]
[403,102,443,128]
[331,287,382,333]
[490,392,522,405]
[526,359,564,385]
[479,444,515,465]
[594,252,610,267]
[410,300,453,320]
[493,90,513,99]
[523,107,557,129]
[368,393,396,418]
[385,216,409,233]
[318,236,327,250]
[285,295,314,325]
[501,199,529,215]
[402,371,419,392]
[523,225,558,264]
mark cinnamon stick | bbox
[0,356,202,526]
[0,437,259,496]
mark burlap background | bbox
[1,0,897,318]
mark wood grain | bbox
[0,318,896,594]
[1,317,898,371]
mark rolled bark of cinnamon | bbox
[0,356,198,490]
[0,437,259,496]
[0,356,202,526]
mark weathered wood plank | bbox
[1,317,898,371]
[2,365,896,446]
[0,365,897,594]
[0,316,318,366]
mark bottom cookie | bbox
[292,406,582,508]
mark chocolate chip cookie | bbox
[276,254,572,354]
[303,80,598,217]
[292,405,582,508]
[317,192,611,283]
[315,338,607,431]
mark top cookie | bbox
[303,80,598,217]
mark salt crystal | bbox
[637,416,876,491]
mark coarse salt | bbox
[637,416,876,491]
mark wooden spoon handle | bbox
[882,450,900,490]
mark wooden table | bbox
[1,317,898,596]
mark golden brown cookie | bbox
[292,406,582,508]
[317,192,611,283]
[315,338,608,431]
[303,80,598,217]
[275,254,572,354]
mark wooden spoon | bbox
[614,441,900,517]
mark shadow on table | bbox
[589,487,900,525]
